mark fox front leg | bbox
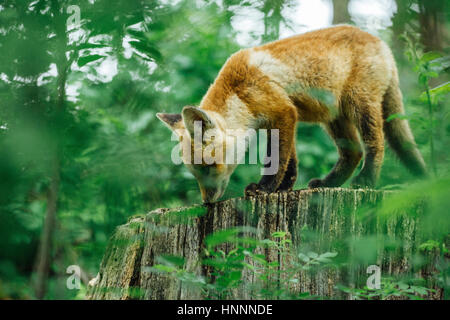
[245,108,296,196]
[276,147,297,191]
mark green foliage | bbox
[337,278,435,300]
[152,229,338,299]
[401,32,449,175]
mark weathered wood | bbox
[86,188,443,300]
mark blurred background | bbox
[0,0,448,299]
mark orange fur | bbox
[158,25,426,202]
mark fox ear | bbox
[156,113,183,132]
[182,106,215,138]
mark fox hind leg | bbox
[351,106,385,188]
[308,119,363,188]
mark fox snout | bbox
[199,186,225,203]
[198,176,230,203]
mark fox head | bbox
[157,107,239,203]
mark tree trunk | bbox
[261,0,284,42]
[87,188,444,300]
[417,0,447,52]
[332,0,351,25]
[34,158,60,299]
[391,0,409,56]
[33,0,67,299]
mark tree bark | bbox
[417,0,447,52]
[87,188,444,300]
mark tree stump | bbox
[86,188,443,300]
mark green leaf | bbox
[429,81,450,98]
[420,51,443,63]
[229,271,242,281]
[397,282,409,290]
[71,43,109,51]
[320,252,338,258]
[129,40,162,62]
[386,113,409,122]
[77,54,106,67]
[151,264,176,273]
[260,239,276,246]
[242,262,255,270]
[420,82,450,103]
[414,287,428,296]
[271,231,286,238]
[419,240,440,252]
[127,29,148,42]
[298,253,310,263]
[316,257,331,263]
[424,71,439,78]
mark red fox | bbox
[157,25,427,203]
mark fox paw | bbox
[245,183,269,197]
[350,175,375,189]
[308,178,326,189]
